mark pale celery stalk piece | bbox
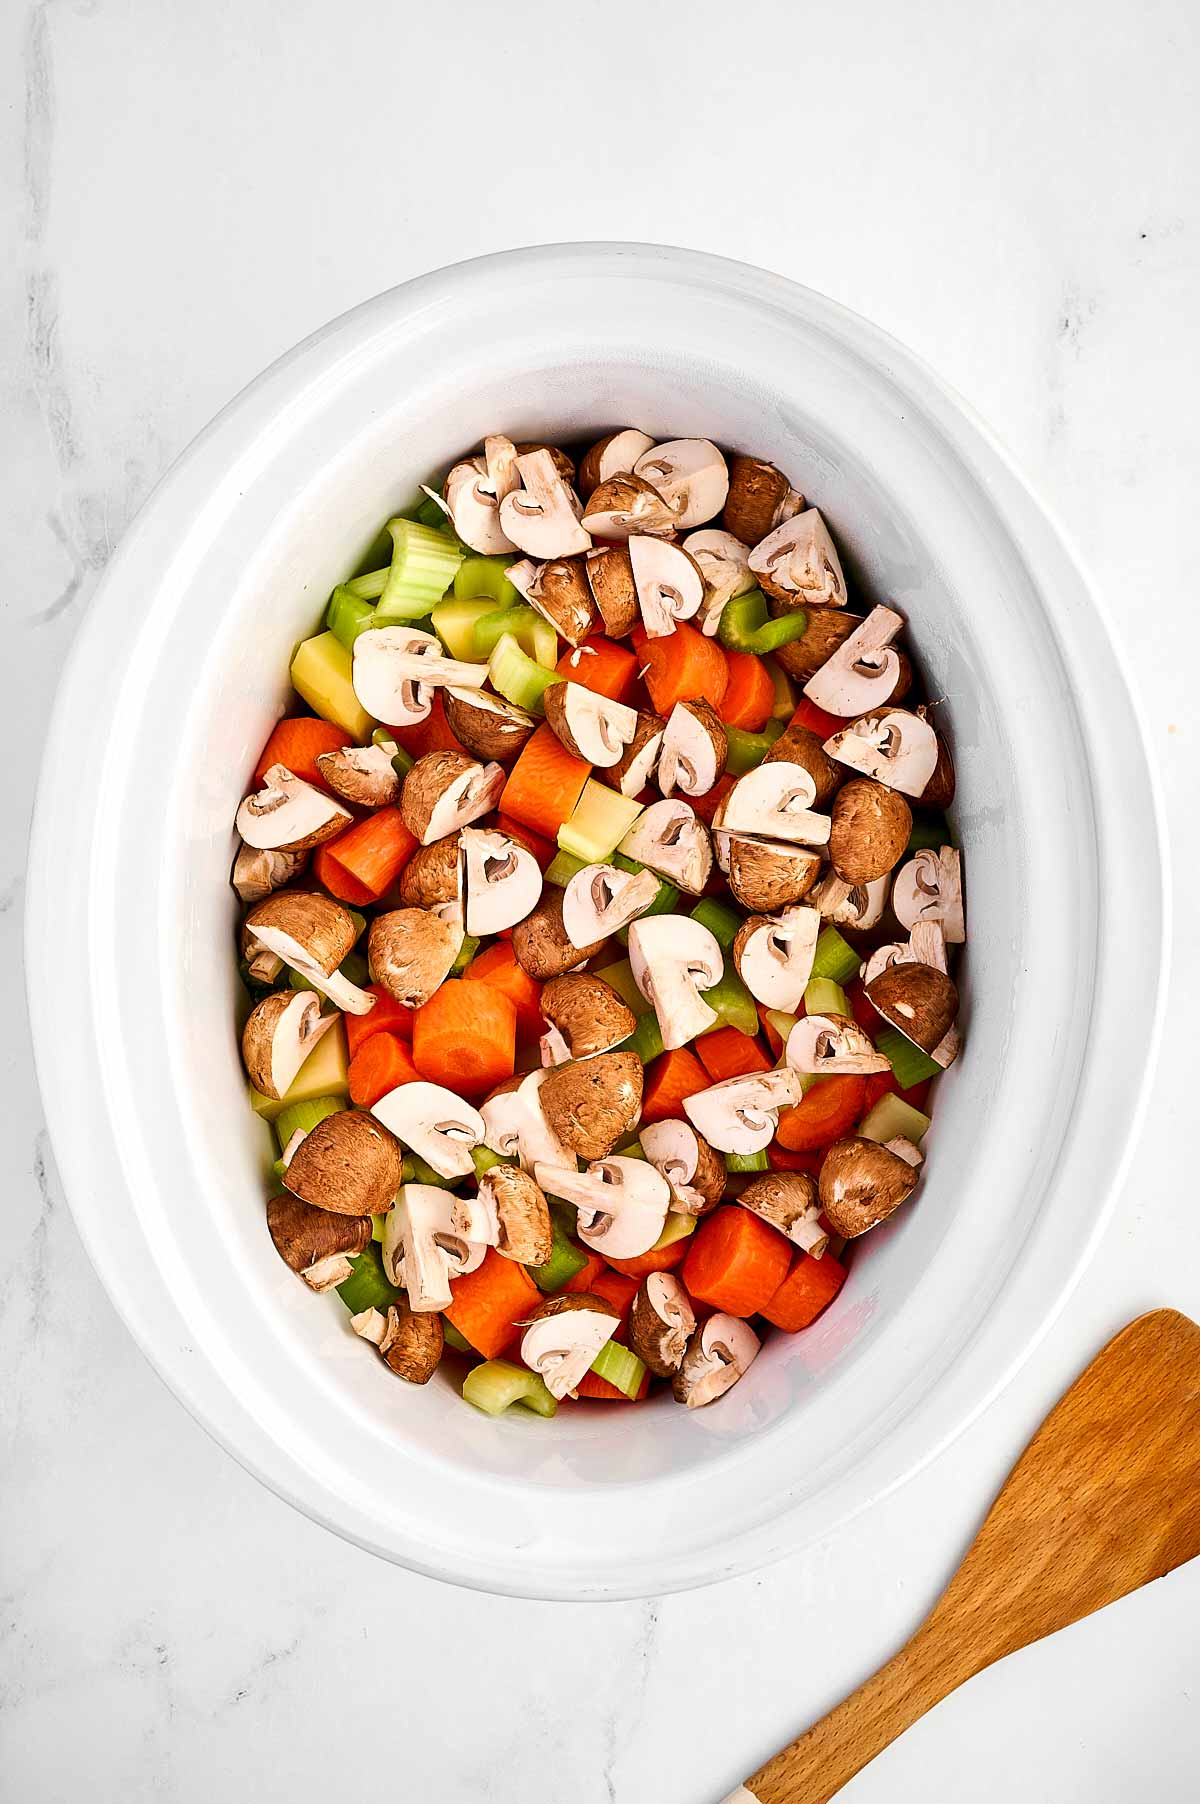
[375,519,464,623]
[488,632,562,713]
[290,632,374,740]
[558,781,643,864]
[272,1091,346,1151]
[462,1360,557,1418]
[804,976,851,1019]
[650,1211,696,1251]
[588,1341,647,1399]
[858,1093,933,1145]
[593,958,651,1017]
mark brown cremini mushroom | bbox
[538,1050,644,1161]
[539,972,637,1066]
[629,536,706,638]
[241,989,338,1100]
[585,543,641,637]
[512,888,608,981]
[372,1299,444,1384]
[477,1165,553,1265]
[749,508,847,608]
[523,556,597,647]
[824,708,939,799]
[774,606,863,681]
[723,835,823,912]
[461,827,543,936]
[633,439,729,530]
[578,429,657,497]
[498,449,591,559]
[599,710,666,799]
[673,1314,760,1408]
[722,455,804,545]
[732,906,821,1013]
[818,1135,919,1238]
[618,799,714,894]
[715,762,831,848]
[628,1272,697,1377]
[442,688,537,763]
[657,700,728,798]
[628,914,724,1049]
[802,606,907,718]
[398,835,463,910]
[235,764,351,852]
[285,1109,404,1217]
[315,742,401,808]
[231,844,308,905]
[763,722,841,807]
[401,750,505,845]
[865,962,959,1053]
[245,891,375,1015]
[828,778,912,883]
[368,907,462,1007]
[519,1293,620,1400]
[640,1118,726,1215]
[543,682,638,766]
[560,862,661,948]
[738,1171,828,1255]
[580,472,679,539]
[266,1193,371,1288]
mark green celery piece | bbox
[335,1244,400,1315]
[810,927,862,986]
[326,584,377,650]
[471,1145,510,1179]
[371,1212,387,1244]
[613,1139,645,1160]
[701,967,758,1038]
[804,976,851,1018]
[690,897,743,951]
[488,633,563,713]
[588,1341,646,1399]
[454,554,520,608]
[462,1359,557,1417]
[650,1210,695,1250]
[726,1148,770,1173]
[451,933,480,975]
[558,781,643,865]
[858,1093,932,1145]
[528,1216,589,1293]
[625,1011,665,1065]
[401,1154,454,1188]
[724,719,785,775]
[375,519,464,624]
[273,1094,344,1152]
[474,604,542,659]
[593,957,650,1016]
[370,726,415,777]
[442,1320,475,1355]
[874,1027,941,1089]
[764,1007,799,1048]
[718,590,809,655]
[346,566,389,601]
[544,848,588,887]
[768,657,797,720]
[907,811,953,852]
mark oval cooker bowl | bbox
[26,245,1166,1599]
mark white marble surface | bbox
[2,2,1198,1798]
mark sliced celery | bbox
[650,1211,696,1250]
[374,519,464,623]
[874,1027,941,1089]
[544,848,588,888]
[463,1359,557,1417]
[371,1213,387,1244]
[804,977,850,1019]
[454,554,520,608]
[726,1148,770,1173]
[718,590,810,655]
[701,967,759,1038]
[626,1011,665,1065]
[474,605,542,659]
[430,596,495,662]
[908,811,953,853]
[558,783,644,864]
[764,1007,799,1048]
[588,1341,646,1399]
[593,957,650,1016]
[768,657,797,720]
[858,1093,933,1145]
[273,1092,346,1151]
[488,633,563,713]
[249,1022,349,1121]
[724,719,785,775]
[451,933,480,975]
[810,927,862,986]
[326,584,377,650]
[471,1145,509,1179]
[690,897,744,951]
[528,1216,589,1293]
[346,566,389,601]
[414,495,453,531]
[290,632,374,740]
[442,1320,475,1355]
[401,1154,453,1188]
[335,1244,400,1316]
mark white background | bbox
[2,2,1198,1799]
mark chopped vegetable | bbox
[682,1204,792,1318]
[253,717,352,791]
[344,984,413,1056]
[723,720,786,774]
[412,978,517,1096]
[803,976,851,1019]
[347,1032,421,1107]
[429,596,496,661]
[336,1244,401,1316]
[775,1074,867,1151]
[640,1047,709,1124]
[717,589,809,655]
[272,1092,346,1149]
[858,1093,933,1145]
[249,1023,350,1121]
[453,554,520,608]
[762,1250,847,1331]
[528,1215,590,1293]
[463,942,544,1036]
[445,1251,539,1360]
[463,1359,557,1417]
[558,781,643,863]
[556,635,639,704]
[500,723,591,839]
[689,897,743,951]
[810,927,862,986]
[326,585,377,650]
[488,632,563,712]
[375,519,465,624]
[873,1026,942,1089]
[632,620,729,716]
[290,632,374,740]
[717,646,776,729]
[697,1027,773,1083]
[312,809,417,905]
[587,1340,648,1400]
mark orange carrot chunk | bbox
[574,1368,652,1400]
[556,635,639,704]
[446,1251,540,1360]
[632,622,728,716]
[717,648,775,730]
[463,942,544,1037]
[348,1032,421,1107]
[562,1250,608,1295]
[682,1205,791,1318]
[345,984,414,1056]
[775,1074,867,1152]
[499,724,591,840]
[389,693,469,761]
[605,1237,691,1282]
[254,717,353,790]
[313,808,417,906]
[696,1025,774,1084]
[640,1048,709,1125]
[789,698,844,741]
[412,978,517,1097]
[762,1250,848,1332]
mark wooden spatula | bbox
[727,1309,1200,1804]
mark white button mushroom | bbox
[351,626,442,727]
[442,441,521,555]
[542,682,639,767]
[892,846,965,943]
[628,915,724,1051]
[823,708,940,798]
[618,798,714,894]
[673,1314,761,1408]
[519,1296,621,1401]
[235,764,351,852]
[732,906,821,1012]
[747,508,847,608]
[639,1118,727,1216]
[578,429,657,496]
[682,1069,803,1154]
[715,763,831,847]
[657,701,729,798]
[498,449,591,559]
[807,869,891,930]
[785,1013,892,1076]
[633,439,729,530]
[382,1185,487,1312]
[802,606,906,718]
[460,827,543,936]
[683,529,756,635]
[561,862,661,949]
[371,1081,485,1179]
[533,1156,671,1260]
[628,535,705,638]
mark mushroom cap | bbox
[443,454,518,555]
[285,1109,404,1216]
[864,962,959,1053]
[241,988,338,1100]
[802,605,906,718]
[633,439,729,530]
[478,1165,553,1265]
[808,869,891,930]
[535,1156,671,1259]
[578,429,657,497]
[461,827,543,937]
[628,1272,697,1377]
[371,1078,485,1179]
[657,700,728,798]
[314,743,401,808]
[231,844,308,906]
[748,507,847,607]
[682,1068,803,1154]
[498,449,591,559]
[512,442,576,482]
[398,835,463,910]
[892,846,965,943]
[401,750,505,845]
[368,907,461,1008]
[722,455,804,545]
[266,1193,371,1274]
[525,556,597,647]
[732,906,821,1013]
[673,1314,760,1408]
[351,625,443,726]
[538,972,637,1065]
[376,1299,444,1384]
[618,798,714,894]
[599,710,666,799]
[774,606,863,682]
[823,708,940,799]
[235,764,351,852]
[828,778,912,883]
[511,887,608,981]
[919,721,957,810]
[717,762,831,847]
[580,471,680,539]
[543,681,638,767]
[244,892,365,1012]
[443,688,537,763]
[480,1068,576,1171]
[628,535,705,638]
[584,544,640,637]
[383,1183,484,1309]
[519,1294,620,1400]
[537,1050,644,1161]
[785,1012,891,1076]
[561,862,661,949]
[763,722,841,808]
[738,1171,827,1254]
[724,834,823,912]
[683,529,755,635]
[640,1117,726,1216]
[818,1135,919,1237]
[627,914,724,1051]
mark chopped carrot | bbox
[588,1269,638,1332]
[574,1368,651,1401]
[412,978,516,1097]
[345,984,413,1056]
[389,693,468,761]
[775,1074,867,1151]
[682,1205,791,1318]
[313,808,417,906]
[688,773,735,825]
[640,1047,709,1125]
[463,942,544,1037]
[762,1250,848,1332]
[556,635,639,704]
[717,648,775,730]
[348,1032,421,1107]
[254,717,352,790]
[445,1250,539,1360]
[697,1026,773,1084]
[500,724,591,840]
[562,1250,608,1294]
[789,698,843,741]
[493,812,558,872]
[632,622,728,716]
[768,1142,825,1175]
[605,1237,691,1281]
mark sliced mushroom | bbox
[828,778,912,883]
[578,429,657,497]
[401,750,505,844]
[498,449,591,559]
[241,990,338,1100]
[480,1165,553,1264]
[398,834,463,910]
[723,834,823,912]
[585,544,640,637]
[232,844,309,904]
[628,915,724,1050]
[512,442,576,482]
[543,682,638,766]
[352,626,451,727]
[383,1184,485,1310]
[657,700,728,798]
[786,1013,891,1076]
[682,1069,803,1154]
[365,1298,444,1384]
[245,892,376,1015]
[235,764,351,852]
[774,606,863,681]
[315,742,401,807]
[819,1135,919,1238]
[599,710,666,799]
[739,1171,827,1255]
[443,453,519,555]
[538,972,637,1066]
[581,471,679,539]
[512,887,608,980]
[802,605,906,717]
[368,907,461,1008]
[561,862,661,948]
[480,1068,576,1171]
[285,1109,404,1216]
[732,907,821,1012]
[716,763,831,847]
[371,1079,485,1179]
[824,708,939,798]
[640,1118,726,1216]
[722,455,805,545]
[807,868,891,930]
[748,507,847,608]
[629,535,705,638]
[918,715,957,810]
[538,1050,643,1161]
[628,1273,697,1377]
[240,923,283,986]
[683,529,756,635]
[522,556,597,647]
[892,846,965,943]
[763,722,841,808]
[534,1156,671,1260]
[461,827,543,936]
[862,921,949,988]
[673,1314,760,1408]
[519,1294,620,1400]
[443,688,537,762]
[633,439,729,530]
[618,799,713,893]
[865,963,958,1054]
[266,1193,371,1284]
